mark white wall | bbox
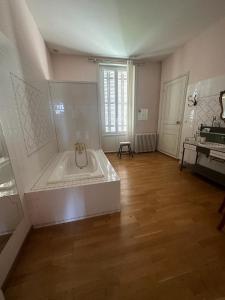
[0,0,57,288]
[49,81,100,151]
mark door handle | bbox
[176,121,181,125]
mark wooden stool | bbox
[117,142,133,159]
[218,196,225,231]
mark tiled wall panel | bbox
[49,81,100,151]
[180,74,225,158]
[10,74,54,156]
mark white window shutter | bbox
[101,66,128,134]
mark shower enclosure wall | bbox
[49,81,101,151]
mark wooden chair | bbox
[117,142,133,159]
[218,196,225,231]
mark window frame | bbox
[100,64,128,136]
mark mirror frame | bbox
[219,90,225,121]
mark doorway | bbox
[158,75,188,158]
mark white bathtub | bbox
[48,150,104,184]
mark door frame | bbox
[157,73,189,158]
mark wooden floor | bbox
[4,153,225,300]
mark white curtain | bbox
[127,60,136,147]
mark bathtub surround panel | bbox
[25,150,120,227]
[49,81,100,151]
[26,180,120,227]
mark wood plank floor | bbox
[4,152,225,300]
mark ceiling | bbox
[26,0,225,60]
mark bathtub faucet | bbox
[74,143,88,169]
[75,142,85,154]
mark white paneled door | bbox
[158,75,188,158]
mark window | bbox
[54,103,65,114]
[101,66,128,134]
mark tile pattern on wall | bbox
[10,73,53,156]
[194,94,224,131]
[180,74,225,159]
[182,74,225,137]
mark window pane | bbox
[102,67,128,134]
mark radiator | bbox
[134,133,157,153]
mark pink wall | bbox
[135,62,161,133]
[0,0,53,81]
[51,54,161,133]
[9,0,53,80]
[161,17,225,84]
[51,54,97,82]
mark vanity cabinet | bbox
[181,141,225,187]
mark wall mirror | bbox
[219,90,225,121]
[0,122,23,253]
